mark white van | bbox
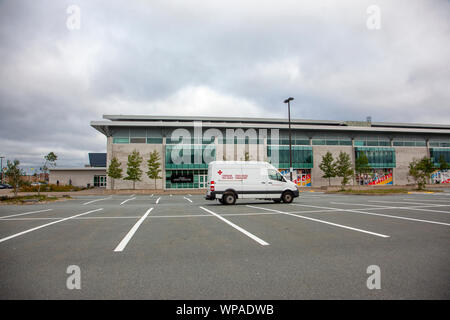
[205,161,299,205]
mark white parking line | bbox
[291,203,450,227]
[114,208,153,252]
[402,198,450,203]
[200,206,269,246]
[82,196,111,205]
[0,209,53,219]
[331,202,450,210]
[369,200,443,206]
[0,216,143,221]
[183,197,193,203]
[0,208,104,244]
[156,197,161,204]
[120,197,136,205]
[368,200,450,214]
[248,205,389,238]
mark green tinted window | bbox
[339,140,352,146]
[430,148,450,166]
[355,147,396,168]
[267,146,313,168]
[147,138,163,144]
[312,139,326,145]
[113,138,129,144]
[130,138,146,143]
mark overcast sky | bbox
[0,0,449,171]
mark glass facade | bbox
[393,140,426,147]
[267,146,313,169]
[268,138,310,145]
[430,141,450,148]
[430,148,450,166]
[354,139,391,147]
[355,147,396,168]
[164,143,215,189]
[165,144,215,169]
[165,169,208,189]
[312,139,352,146]
[112,127,163,144]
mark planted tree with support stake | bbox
[4,159,24,197]
[334,151,354,190]
[107,157,123,190]
[319,152,336,186]
[146,150,162,189]
[438,155,449,171]
[124,150,143,190]
[408,157,435,189]
[39,152,57,196]
[354,152,372,185]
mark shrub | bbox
[19,184,83,192]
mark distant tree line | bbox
[318,151,448,190]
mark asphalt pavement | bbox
[0,190,449,299]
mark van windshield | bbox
[268,169,284,182]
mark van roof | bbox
[209,161,270,165]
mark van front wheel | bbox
[223,192,236,205]
[282,191,294,204]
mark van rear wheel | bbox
[282,191,294,204]
[222,192,236,205]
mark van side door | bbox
[240,165,267,199]
[267,168,286,199]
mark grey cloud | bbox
[0,0,449,170]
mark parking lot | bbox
[0,191,449,299]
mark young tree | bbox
[124,150,143,189]
[146,150,162,189]
[107,157,123,190]
[244,152,250,161]
[4,159,24,197]
[334,151,354,190]
[39,152,57,195]
[420,157,436,185]
[354,152,372,185]
[408,156,436,190]
[319,151,336,186]
[438,155,449,171]
[408,158,425,189]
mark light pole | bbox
[284,97,294,181]
[0,156,4,184]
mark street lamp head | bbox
[284,97,294,103]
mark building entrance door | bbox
[198,174,208,188]
[94,175,107,187]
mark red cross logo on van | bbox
[217,170,223,175]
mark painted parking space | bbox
[0,192,449,299]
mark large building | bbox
[90,115,450,189]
